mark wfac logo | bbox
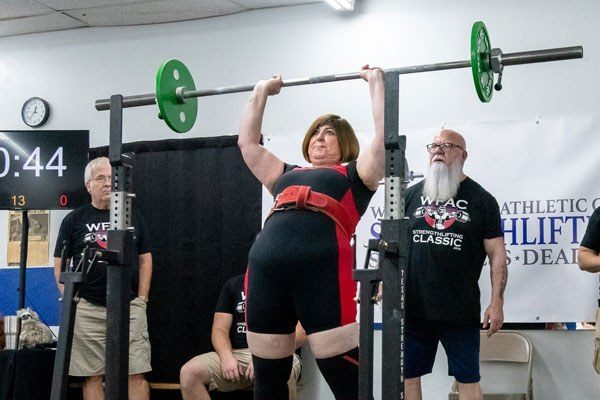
[236,300,246,314]
[415,205,470,230]
[83,231,108,249]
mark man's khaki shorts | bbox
[594,308,600,375]
[69,297,152,376]
[197,349,302,394]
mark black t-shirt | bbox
[581,207,600,252]
[215,275,248,349]
[581,207,600,302]
[54,203,152,306]
[405,177,503,326]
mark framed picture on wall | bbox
[7,210,50,266]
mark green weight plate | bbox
[470,21,493,103]
[156,59,197,133]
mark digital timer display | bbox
[0,130,89,210]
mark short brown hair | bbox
[301,114,360,163]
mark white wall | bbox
[1,0,599,398]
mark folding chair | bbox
[449,331,533,400]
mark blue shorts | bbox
[405,319,480,383]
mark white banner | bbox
[262,114,599,323]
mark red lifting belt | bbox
[269,185,358,238]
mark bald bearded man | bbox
[404,130,508,400]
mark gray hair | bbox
[84,157,110,184]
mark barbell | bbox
[95,21,583,133]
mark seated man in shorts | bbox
[180,274,305,400]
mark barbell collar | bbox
[175,86,187,103]
[491,48,503,73]
[94,45,583,111]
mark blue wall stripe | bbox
[0,267,61,326]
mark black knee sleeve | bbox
[252,354,293,400]
[315,347,359,400]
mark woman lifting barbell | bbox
[238,65,385,400]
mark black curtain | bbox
[91,135,261,383]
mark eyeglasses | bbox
[425,142,464,153]
[92,175,111,184]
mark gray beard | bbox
[423,160,462,203]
